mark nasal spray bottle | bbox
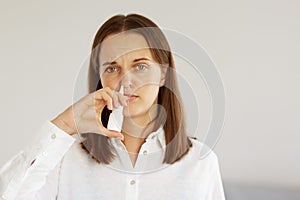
[107,85,124,133]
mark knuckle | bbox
[103,87,111,92]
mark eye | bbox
[105,66,119,73]
[135,64,147,71]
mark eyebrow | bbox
[101,57,151,67]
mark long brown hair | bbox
[81,13,193,165]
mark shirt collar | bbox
[145,124,165,148]
[107,117,167,171]
[110,124,165,150]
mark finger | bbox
[100,87,118,108]
[103,87,125,108]
[98,126,124,140]
[94,99,105,113]
[94,87,112,100]
[104,87,128,107]
[116,92,128,106]
[100,92,113,110]
[112,91,120,109]
[102,87,114,97]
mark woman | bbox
[0,14,225,199]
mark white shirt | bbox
[0,120,226,200]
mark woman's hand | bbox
[51,87,128,140]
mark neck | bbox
[121,110,158,153]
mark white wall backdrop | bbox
[1,0,299,196]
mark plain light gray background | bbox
[1,0,299,198]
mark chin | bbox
[122,105,150,119]
[122,108,144,118]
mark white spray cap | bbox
[107,85,124,133]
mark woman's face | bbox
[98,32,167,119]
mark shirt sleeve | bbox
[0,120,76,200]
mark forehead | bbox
[99,32,153,65]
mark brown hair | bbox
[81,13,193,165]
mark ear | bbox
[159,65,168,87]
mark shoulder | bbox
[62,134,95,164]
[188,136,219,164]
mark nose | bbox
[120,70,133,89]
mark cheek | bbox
[101,78,119,90]
[133,66,162,86]
[139,85,160,105]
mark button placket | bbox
[130,179,136,185]
[126,175,139,200]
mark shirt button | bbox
[51,133,56,139]
[130,180,136,185]
[151,135,155,139]
[143,150,148,155]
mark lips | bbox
[124,93,139,101]
[124,93,138,97]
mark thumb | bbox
[97,128,124,141]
